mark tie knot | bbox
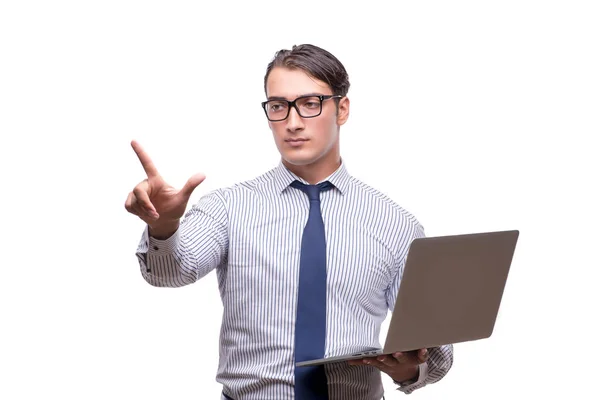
[291,180,334,201]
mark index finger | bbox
[131,140,159,177]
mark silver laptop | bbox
[296,230,519,367]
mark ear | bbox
[336,96,350,126]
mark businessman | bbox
[125,44,453,399]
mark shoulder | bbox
[346,175,422,228]
[188,168,278,222]
[199,167,279,203]
[345,176,425,263]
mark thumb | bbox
[179,173,206,199]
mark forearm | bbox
[136,227,196,287]
[424,344,453,385]
[135,193,229,287]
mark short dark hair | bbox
[264,44,350,97]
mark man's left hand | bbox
[348,349,429,383]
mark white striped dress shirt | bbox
[136,161,453,399]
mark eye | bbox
[269,102,287,112]
[303,101,320,109]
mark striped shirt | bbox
[136,161,453,399]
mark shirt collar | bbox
[272,160,351,196]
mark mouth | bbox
[285,138,309,142]
[285,138,309,147]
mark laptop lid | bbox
[296,229,519,367]
[383,229,519,353]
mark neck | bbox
[283,152,341,185]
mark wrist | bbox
[394,365,419,386]
[148,219,180,239]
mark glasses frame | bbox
[261,94,343,122]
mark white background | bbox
[1,1,598,398]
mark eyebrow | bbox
[267,93,328,101]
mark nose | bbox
[286,106,305,132]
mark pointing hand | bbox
[125,140,205,229]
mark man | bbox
[125,44,453,399]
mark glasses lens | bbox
[295,96,322,118]
[265,100,289,121]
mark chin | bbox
[282,154,318,166]
[277,140,336,168]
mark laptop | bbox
[296,229,519,367]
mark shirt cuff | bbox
[397,362,428,393]
[146,226,181,255]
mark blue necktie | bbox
[291,180,333,400]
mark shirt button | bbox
[153,246,159,251]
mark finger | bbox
[361,358,387,371]
[348,357,374,367]
[133,182,159,218]
[132,195,160,218]
[127,192,148,219]
[376,355,399,367]
[129,196,156,221]
[124,192,135,213]
[179,173,206,199]
[417,348,429,363]
[131,140,160,178]
[392,352,412,364]
[127,188,158,222]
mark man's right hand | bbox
[125,140,205,239]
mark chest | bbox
[226,194,397,297]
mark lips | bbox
[285,138,309,147]
[285,138,309,142]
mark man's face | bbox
[265,67,349,169]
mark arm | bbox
[125,140,225,288]
[136,189,229,288]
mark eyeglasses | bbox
[261,95,342,122]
